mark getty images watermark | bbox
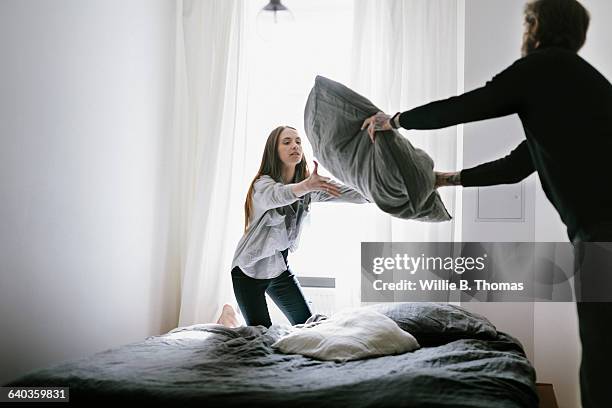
[361,242,612,302]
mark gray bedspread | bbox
[304,76,451,222]
[7,322,538,407]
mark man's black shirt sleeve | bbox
[460,140,536,186]
[396,55,536,188]
[398,58,529,130]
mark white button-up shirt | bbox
[231,175,369,279]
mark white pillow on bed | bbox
[271,308,420,362]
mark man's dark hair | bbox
[524,0,590,53]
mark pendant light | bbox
[256,0,296,42]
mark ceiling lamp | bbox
[256,0,296,42]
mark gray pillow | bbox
[304,76,451,221]
[365,302,498,346]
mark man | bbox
[362,0,611,406]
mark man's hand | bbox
[361,111,392,143]
[435,171,462,188]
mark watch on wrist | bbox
[390,112,401,129]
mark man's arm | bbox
[436,141,535,187]
[399,58,529,130]
[461,140,536,186]
[361,57,534,140]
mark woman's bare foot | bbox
[216,304,240,328]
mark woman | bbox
[218,125,368,328]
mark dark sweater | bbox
[398,46,612,241]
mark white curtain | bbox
[168,0,463,324]
[351,0,460,242]
[171,0,248,327]
[343,0,462,305]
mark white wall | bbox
[0,0,177,385]
[581,0,612,81]
[461,0,537,369]
[462,1,612,407]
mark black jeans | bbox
[231,250,312,328]
[573,225,612,408]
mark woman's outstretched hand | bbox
[292,161,342,198]
[306,161,342,197]
[361,111,392,143]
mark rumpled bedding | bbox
[304,76,451,221]
[6,303,537,407]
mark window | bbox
[242,1,372,320]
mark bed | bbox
[5,303,538,407]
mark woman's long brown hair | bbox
[244,126,310,231]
